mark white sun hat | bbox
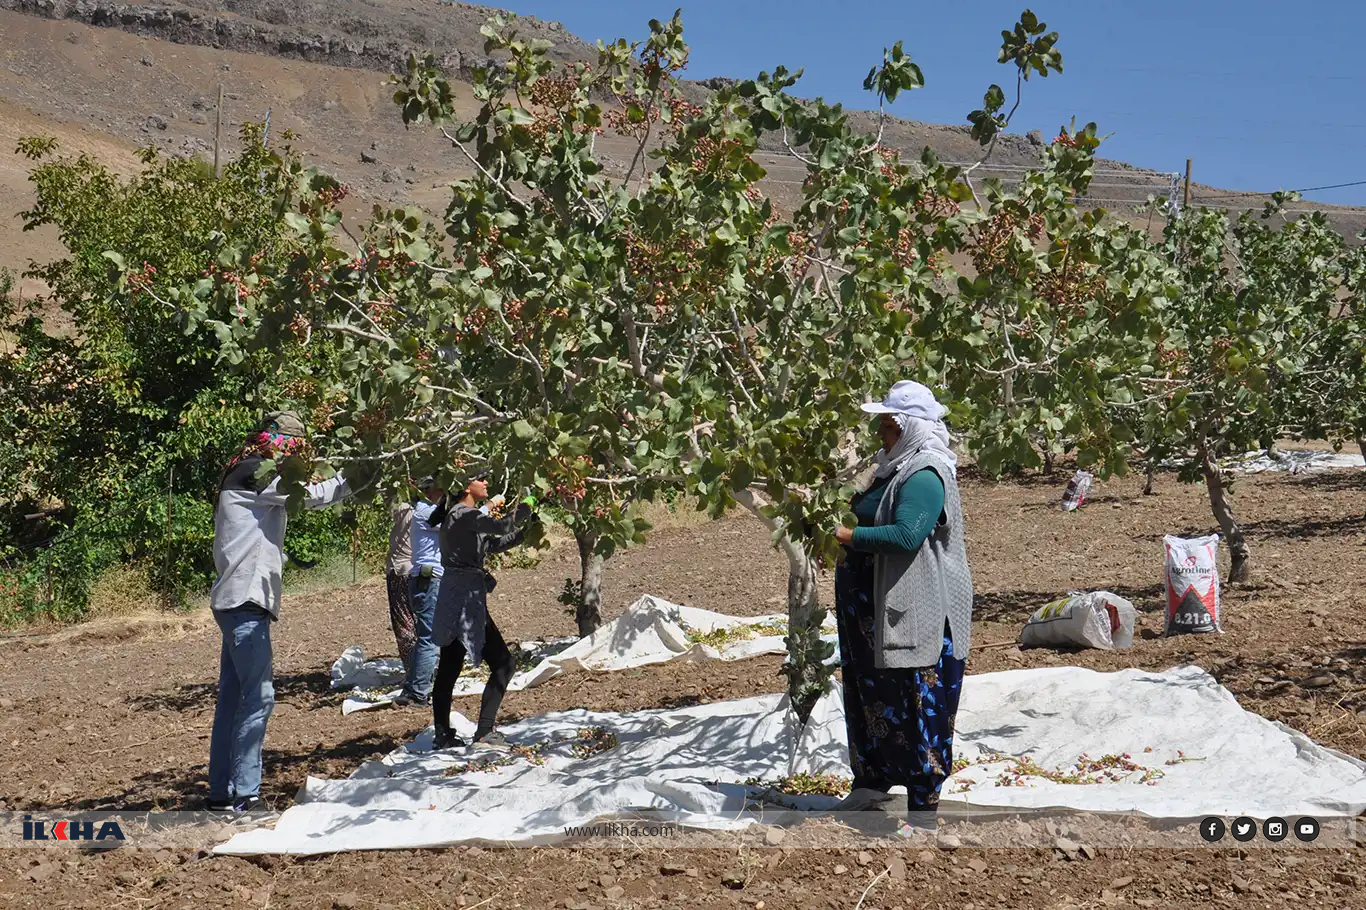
[860,379,947,421]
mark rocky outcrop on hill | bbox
[0,0,595,75]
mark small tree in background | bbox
[0,130,373,620]
[1148,199,1355,583]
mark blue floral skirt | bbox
[834,548,965,811]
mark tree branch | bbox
[439,126,532,211]
[324,322,391,344]
[734,487,808,571]
[610,290,666,392]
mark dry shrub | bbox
[86,562,162,618]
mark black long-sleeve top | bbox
[426,497,531,572]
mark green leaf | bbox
[283,212,311,234]
[512,419,536,441]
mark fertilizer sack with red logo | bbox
[1163,534,1223,635]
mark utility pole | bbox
[1183,158,1192,209]
[165,468,176,609]
[211,83,222,178]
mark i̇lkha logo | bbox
[23,815,125,843]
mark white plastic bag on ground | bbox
[1059,470,1093,511]
[329,646,366,688]
[329,646,405,691]
[1163,534,1222,635]
[1019,591,1137,650]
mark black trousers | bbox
[432,613,514,740]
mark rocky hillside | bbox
[0,0,597,76]
[1,0,1362,284]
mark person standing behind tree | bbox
[426,472,538,749]
[384,491,417,677]
[208,411,355,813]
[396,477,444,706]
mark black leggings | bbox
[432,614,514,740]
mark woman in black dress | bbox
[425,473,537,749]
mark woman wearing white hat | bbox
[829,380,974,833]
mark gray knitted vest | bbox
[871,451,974,668]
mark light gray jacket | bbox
[210,456,351,617]
[871,451,974,668]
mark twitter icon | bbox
[1231,817,1257,842]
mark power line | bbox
[1106,66,1358,83]
[753,159,1176,181]
[1193,179,1366,202]
[1079,198,1339,215]
[754,161,1365,206]
[752,155,1167,175]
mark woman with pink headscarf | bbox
[207,411,355,813]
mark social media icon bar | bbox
[1230,817,1257,842]
[1263,817,1288,842]
[1294,817,1320,843]
[1200,817,1226,842]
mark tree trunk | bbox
[1357,436,1365,465]
[1144,458,1157,496]
[782,547,828,723]
[1200,446,1251,584]
[575,529,604,637]
[734,489,833,723]
[1042,447,1055,475]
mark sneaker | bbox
[471,729,508,748]
[206,798,235,813]
[433,729,466,751]
[233,796,264,814]
[394,690,431,708]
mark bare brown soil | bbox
[0,466,1363,908]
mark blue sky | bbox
[503,1,1366,208]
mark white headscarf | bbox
[869,381,958,480]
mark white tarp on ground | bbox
[333,595,839,714]
[217,664,1366,855]
[1212,449,1364,474]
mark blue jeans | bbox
[407,574,441,700]
[209,604,275,803]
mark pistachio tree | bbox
[1335,238,1366,461]
[934,122,1176,478]
[1148,199,1354,583]
[159,9,1181,715]
[1250,207,1366,463]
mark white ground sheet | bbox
[332,595,839,714]
[1208,448,1364,474]
[218,664,1366,855]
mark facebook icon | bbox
[1199,817,1226,842]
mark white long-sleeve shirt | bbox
[210,456,351,617]
[409,498,444,577]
